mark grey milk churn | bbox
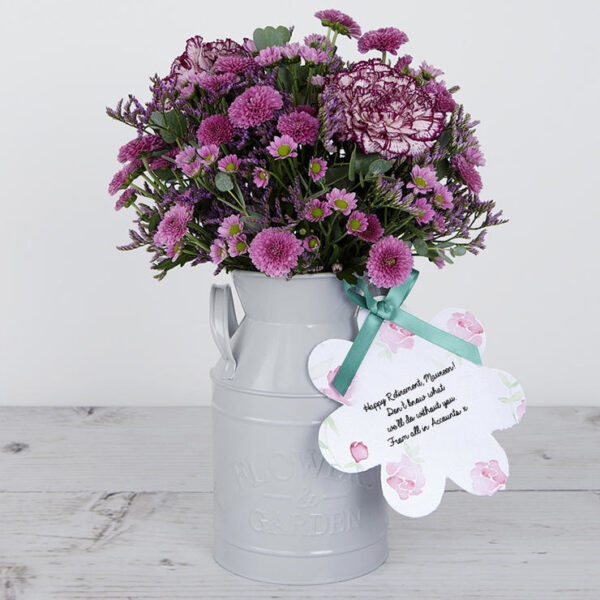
[209,271,388,584]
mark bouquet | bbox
[107,8,505,286]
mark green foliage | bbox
[252,25,291,50]
[149,110,187,143]
[215,172,234,192]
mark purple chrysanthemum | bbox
[282,43,302,59]
[154,205,191,248]
[228,85,283,128]
[108,159,143,196]
[248,228,304,277]
[366,236,413,288]
[218,154,241,173]
[411,197,435,224]
[218,215,244,238]
[356,213,384,242]
[420,61,444,78]
[277,111,320,145]
[326,188,357,215]
[213,54,255,75]
[328,61,445,158]
[255,46,283,67]
[197,115,234,146]
[252,167,269,188]
[210,238,227,264]
[452,155,483,194]
[346,211,368,235]
[114,187,136,211]
[308,157,328,182]
[407,164,437,194]
[267,135,298,160]
[425,80,456,113]
[198,144,220,166]
[118,135,165,163]
[175,146,197,169]
[304,33,328,47]
[358,28,408,55]
[299,45,329,64]
[228,233,248,257]
[315,9,362,39]
[303,235,320,252]
[431,182,454,210]
[195,71,237,94]
[311,74,326,86]
[304,198,332,222]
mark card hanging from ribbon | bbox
[308,269,525,518]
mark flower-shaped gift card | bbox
[308,288,525,518]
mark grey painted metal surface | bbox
[209,271,388,584]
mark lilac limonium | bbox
[252,167,269,188]
[308,157,327,182]
[218,154,241,173]
[326,188,357,215]
[304,198,332,222]
[267,135,298,160]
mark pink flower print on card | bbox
[320,366,356,406]
[385,455,425,500]
[516,398,526,422]
[379,321,415,353]
[447,311,484,346]
[470,459,507,495]
[350,442,369,463]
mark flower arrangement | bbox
[107,8,505,287]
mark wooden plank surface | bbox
[0,491,598,599]
[0,407,598,493]
[0,407,598,599]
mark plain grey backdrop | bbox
[1,0,598,406]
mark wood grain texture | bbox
[0,407,598,493]
[0,407,598,599]
[0,491,598,599]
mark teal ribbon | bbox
[332,269,483,396]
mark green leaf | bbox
[367,159,394,176]
[498,397,515,404]
[318,441,329,450]
[435,159,450,180]
[354,152,379,175]
[451,246,466,257]
[148,212,160,232]
[413,238,429,256]
[215,172,234,192]
[348,145,357,182]
[325,416,339,435]
[252,25,291,50]
[149,110,187,143]
[498,372,514,388]
[438,128,452,150]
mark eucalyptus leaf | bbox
[452,246,467,257]
[348,145,357,182]
[413,238,429,256]
[215,172,234,192]
[252,25,291,50]
[368,158,394,176]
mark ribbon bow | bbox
[332,269,483,395]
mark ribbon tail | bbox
[332,312,382,396]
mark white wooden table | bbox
[0,407,598,599]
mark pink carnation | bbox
[197,115,233,146]
[248,228,303,277]
[277,110,320,145]
[366,236,413,288]
[228,85,283,128]
[328,61,444,158]
[358,28,408,55]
